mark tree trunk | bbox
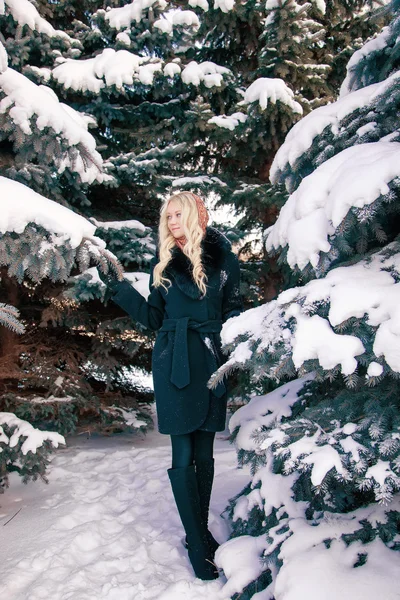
[0,269,20,361]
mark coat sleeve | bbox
[222,252,243,323]
[109,265,165,331]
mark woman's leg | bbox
[192,430,215,463]
[192,431,219,556]
[170,433,194,468]
[168,433,218,580]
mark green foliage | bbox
[1,392,152,437]
[217,2,400,597]
[0,422,53,493]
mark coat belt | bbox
[159,317,226,397]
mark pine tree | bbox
[213,2,400,598]
[0,302,65,493]
[184,0,386,299]
[0,0,386,438]
[0,2,154,436]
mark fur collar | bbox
[165,227,231,299]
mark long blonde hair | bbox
[153,192,207,295]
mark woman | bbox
[102,192,242,580]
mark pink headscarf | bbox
[174,194,209,250]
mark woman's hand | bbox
[98,267,124,293]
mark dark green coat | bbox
[110,227,242,435]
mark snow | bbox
[267,142,400,270]
[103,0,164,29]
[214,0,235,12]
[0,68,103,183]
[216,242,400,381]
[215,535,269,597]
[116,31,131,46]
[92,217,147,234]
[125,272,151,299]
[339,436,365,462]
[365,460,396,488]
[103,406,147,428]
[302,444,345,486]
[189,0,209,10]
[281,244,400,374]
[271,72,400,183]
[0,412,65,455]
[208,112,247,131]
[4,0,71,41]
[367,361,383,377]
[0,424,249,599]
[53,49,163,92]
[273,520,400,600]
[181,61,231,87]
[0,40,7,73]
[287,309,364,376]
[154,10,200,35]
[222,379,400,599]
[241,78,303,114]
[164,62,182,77]
[229,376,314,452]
[53,52,229,91]
[154,16,173,34]
[340,27,391,97]
[172,10,200,27]
[171,175,227,187]
[356,122,376,137]
[0,176,101,250]
[1,406,398,600]
[312,0,326,13]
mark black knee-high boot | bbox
[195,458,220,557]
[168,465,219,580]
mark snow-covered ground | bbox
[0,413,249,600]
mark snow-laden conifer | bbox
[214,3,400,599]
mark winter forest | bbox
[1,0,400,598]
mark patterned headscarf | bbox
[174,193,209,250]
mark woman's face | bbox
[166,199,184,238]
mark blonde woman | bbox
[101,192,242,580]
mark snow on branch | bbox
[0,68,104,184]
[53,49,163,92]
[0,412,65,455]
[189,0,209,11]
[229,375,315,451]
[171,174,228,187]
[212,242,400,383]
[181,61,231,87]
[271,71,400,184]
[100,0,167,29]
[0,40,7,74]
[2,0,73,43]
[0,177,124,282]
[0,176,97,249]
[214,0,235,13]
[154,10,200,35]
[340,26,391,97]
[241,78,303,114]
[92,218,147,235]
[53,50,231,92]
[266,142,400,270]
[208,112,247,131]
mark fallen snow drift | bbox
[0,428,248,599]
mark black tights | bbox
[170,430,215,468]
